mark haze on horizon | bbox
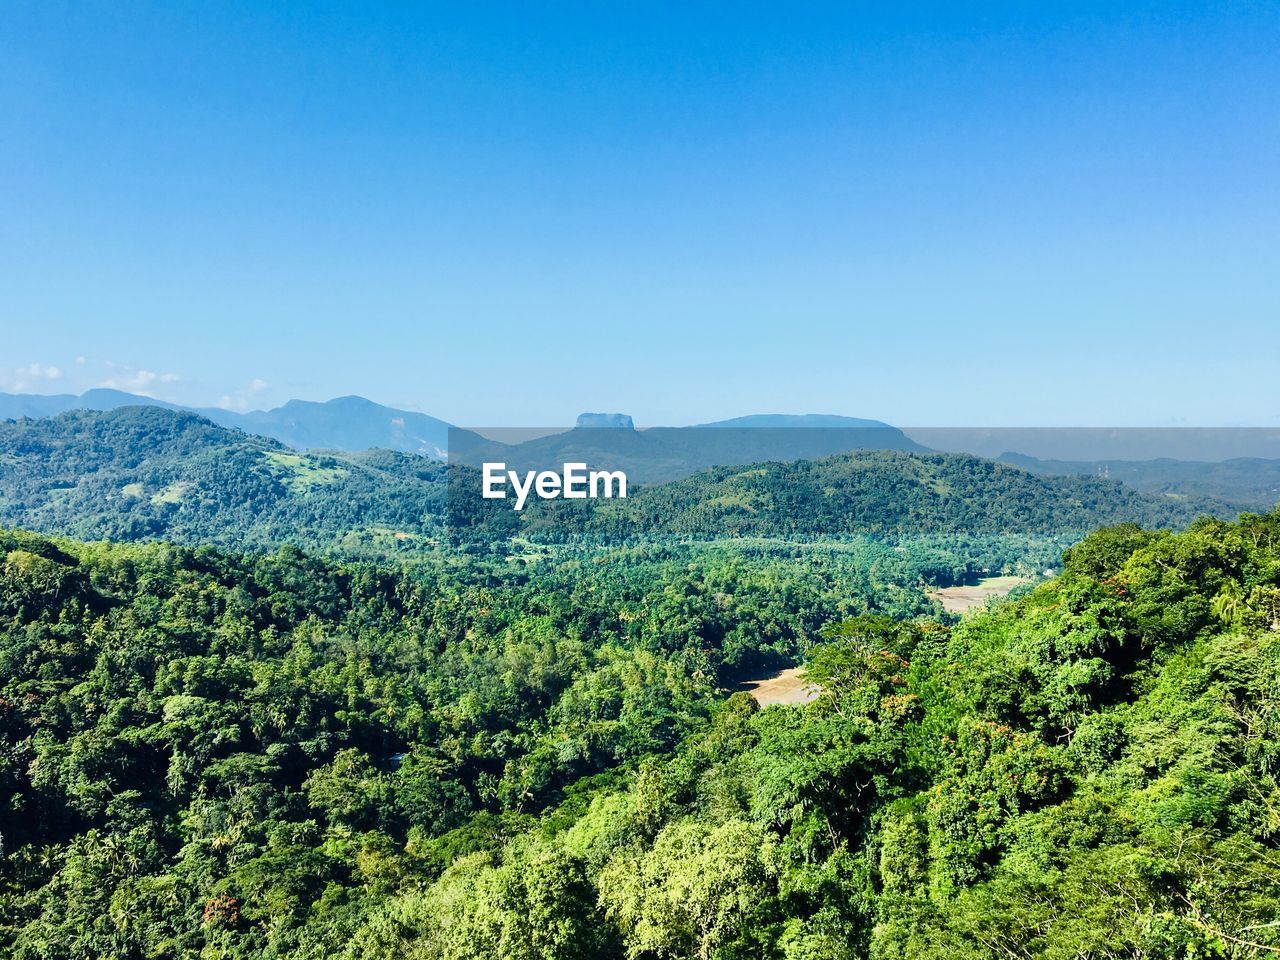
[2,3,1277,427]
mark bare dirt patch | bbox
[735,666,821,707]
[930,575,1030,613]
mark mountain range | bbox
[3,391,1280,509]
[0,390,456,458]
[0,392,927,482]
[0,405,1242,555]
[450,416,925,484]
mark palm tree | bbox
[1210,580,1244,627]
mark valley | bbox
[3,509,1278,957]
[1,401,1278,959]
[7,4,1274,955]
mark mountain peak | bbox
[576,412,634,429]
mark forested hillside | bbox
[2,512,1279,957]
[0,408,1237,557]
[0,407,449,553]
[482,450,1231,542]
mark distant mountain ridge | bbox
[998,451,1280,511]
[451,413,928,483]
[0,388,190,419]
[694,414,897,429]
[228,396,454,458]
[7,391,1280,493]
[905,426,1280,462]
[0,390,456,458]
[0,392,929,477]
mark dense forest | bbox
[0,407,449,553]
[2,511,1279,957]
[4,404,1279,957]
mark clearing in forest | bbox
[735,666,822,706]
[930,575,1030,613]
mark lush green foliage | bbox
[1,405,1274,957]
[2,512,1279,957]
[0,527,948,958]
[0,407,450,554]
[363,513,1280,960]
[456,451,1225,544]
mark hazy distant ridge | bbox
[0,390,455,458]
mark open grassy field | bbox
[734,666,822,706]
[930,574,1030,613]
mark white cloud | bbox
[1,357,192,400]
[98,364,182,397]
[2,362,65,392]
[218,378,271,412]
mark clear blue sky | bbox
[2,2,1277,425]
